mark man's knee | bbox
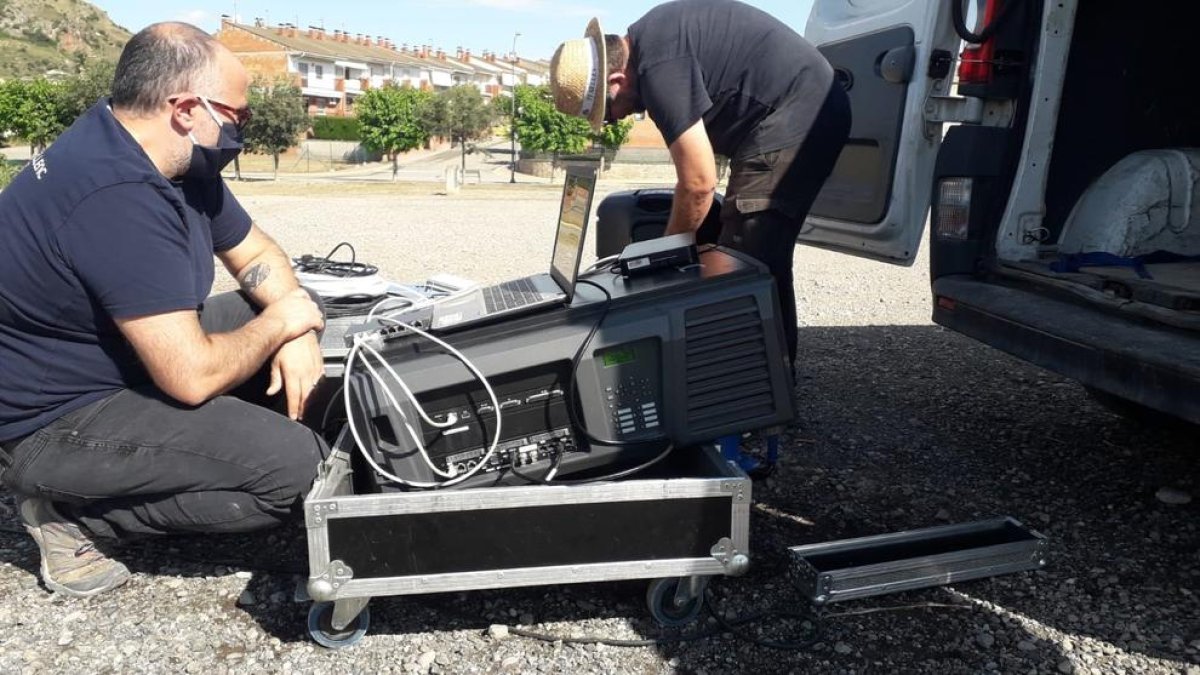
[255,424,327,505]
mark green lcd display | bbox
[602,347,636,368]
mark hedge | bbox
[310,116,362,141]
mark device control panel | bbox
[592,338,664,440]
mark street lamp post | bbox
[509,32,521,184]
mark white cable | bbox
[358,341,459,429]
[354,348,459,479]
[586,254,619,273]
[342,322,503,489]
[366,296,414,322]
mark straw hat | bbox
[550,18,607,131]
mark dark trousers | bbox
[0,291,329,539]
[697,84,852,366]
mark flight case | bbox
[301,431,751,648]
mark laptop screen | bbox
[549,168,597,295]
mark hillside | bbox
[0,0,129,79]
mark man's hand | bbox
[268,331,324,421]
[259,288,324,342]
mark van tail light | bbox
[958,0,1002,84]
[935,178,974,240]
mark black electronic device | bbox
[616,232,700,278]
[595,189,724,258]
[344,247,795,492]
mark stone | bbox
[488,624,510,640]
[1062,639,1074,652]
[1018,640,1037,652]
[935,508,952,521]
[1156,487,1192,505]
[57,633,73,647]
[501,656,520,669]
[237,590,257,606]
[834,642,853,655]
[1058,660,1075,674]
[235,571,253,579]
[417,651,436,670]
[519,613,534,626]
[976,633,995,649]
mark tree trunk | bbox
[551,150,558,182]
[392,153,399,181]
[233,155,242,181]
[272,152,279,181]
[460,138,467,173]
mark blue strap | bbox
[1052,251,1200,281]
[1051,252,1152,279]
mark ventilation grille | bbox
[683,296,776,436]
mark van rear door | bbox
[799,0,960,265]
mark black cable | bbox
[322,294,394,318]
[702,588,824,651]
[953,0,1022,44]
[507,447,563,485]
[548,277,676,484]
[537,443,674,486]
[293,241,379,278]
[565,279,662,449]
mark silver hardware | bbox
[308,560,354,602]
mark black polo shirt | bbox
[628,0,835,158]
[0,99,252,442]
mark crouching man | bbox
[0,23,328,597]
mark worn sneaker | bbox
[17,497,130,597]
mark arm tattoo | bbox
[240,263,271,293]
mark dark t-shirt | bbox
[0,99,252,442]
[628,0,834,158]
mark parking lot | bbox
[1,180,1196,674]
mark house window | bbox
[315,65,324,79]
[371,65,384,78]
[299,62,309,76]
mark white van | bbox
[800,0,1200,424]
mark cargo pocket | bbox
[729,150,784,215]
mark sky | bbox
[93,0,818,60]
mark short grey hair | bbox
[111,22,220,116]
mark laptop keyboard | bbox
[482,277,543,313]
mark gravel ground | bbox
[1,182,1197,674]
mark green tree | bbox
[0,78,70,154]
[58,60,116,124]
[512,84,592,179]
[593,118,633,172]
[242,78,309,180]
[428,85,493,173]
[0,153,20,191]
[356,84,434,180]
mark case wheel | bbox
[307,601,370,649]
[646,576,708,627]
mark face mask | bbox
[184,97,244,180]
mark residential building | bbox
[215,19,552,117]
[215,20,462,116]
